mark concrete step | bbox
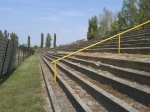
[58,47,150,54]
[46,54,150,106]
[97,38,150,46]
[64,54,150,73]
[41,56,93,112]
[67,57,150,85]
[92,43,150,49]
[39,57,62,112]
[48,53,150,85]
[61,30,150,48]
[69,38,150,49]
[121,29,150,38]
[110,32,150,42]
[43,54,140,112]
[58,29,150,50]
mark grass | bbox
[0,55,46,112]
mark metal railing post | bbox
[53,62,57,83]
[118,34,121,53]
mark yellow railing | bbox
[51,20,150,83]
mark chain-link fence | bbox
[0,37,34,79]
[15,45,34,67]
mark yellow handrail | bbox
[51,20,150,82]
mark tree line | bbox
[40,33,57,48]
[0,29,32,48]
[87,0,150,40]
[0,29,57,49]
[0,30,19,43]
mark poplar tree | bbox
[87,16,99,40]
[46,33,51,48]
[99,8,113,35]
[53,33,57,48]
[41,33,44,48]
[28,35,31,48]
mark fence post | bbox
[21,48,23,62]
[118,34,121,54]
[1,40,9,76]
[9,41,15,71]
[18,47,20,66]
[23,47,25,60]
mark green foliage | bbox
[10,33,18,43]
[87,0,150,39]
[139,0,150,23]
[118,0,138,30]
[4,30,9,38]
[87,8,117,39]
[0,30,4,38]
[87,16,99,40]
[41,33,44,48]
[45,33,51,48]
[0,30,9,38]
[28,35,31,48]
[110,19,119,34]
[99,8,113,35]
[53,33,57,48]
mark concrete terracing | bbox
[40,28,150,112]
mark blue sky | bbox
[0,0,123,46]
